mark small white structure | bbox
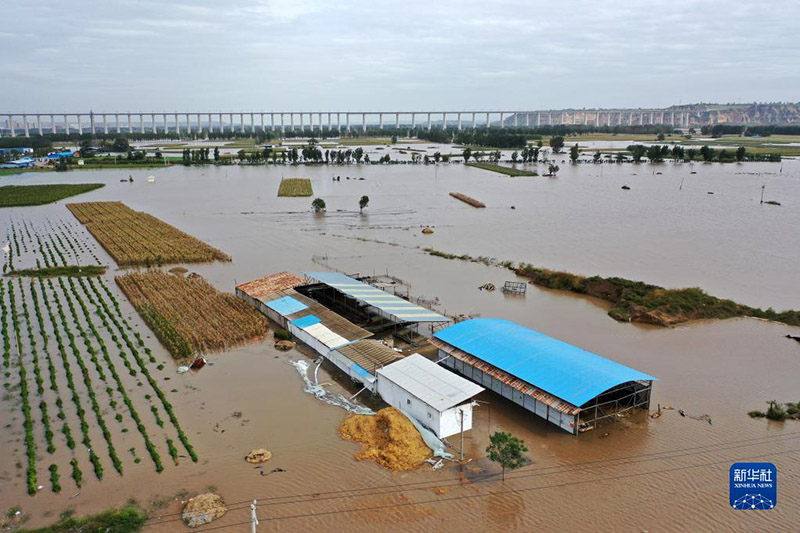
[377,354,484,438]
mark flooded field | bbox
[1,154,799,531]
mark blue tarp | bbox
[291,314,322,329]
[265,295,308,317]
[433,318,657,407]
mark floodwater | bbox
[0,154,799,531]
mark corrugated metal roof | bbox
[431,338,581,415]
[236,272,303,299]
[303,322,349,349]
[377,353,484,412]
[263,289,371,342]
[291,314,322,329]
[266,296,308,316]
[303,272,449,323]
[336,340,403,373]
[432,318,657,408]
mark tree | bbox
[627,144,647,163]
[547,163,560,177]
[569,144,579,163]
[511,151,518,163]
[656,133,665,141]
[462,147,472,163]
[359,195,369,213]
[112,137,130,152]
[700,144,714,162]
[311,198,326,212]
[213,147,220,162]
[486,431,528,481]
[354,147,364,163]
[646,145,664,163]
[391,135,398,144]
[735,146,746,162]
[549,135,565,153]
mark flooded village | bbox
[1,130,799,531]
[2,0,800,530]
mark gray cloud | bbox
[3,0,799,111]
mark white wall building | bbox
[376,354,484,438]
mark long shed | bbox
[431,318,657,434]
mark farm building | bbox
[300,272,450,338]
[328,340,403,392]
[431,318,657,434]
[376,353,484,438]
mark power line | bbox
[172,446,800,531]
[145,429,799,525]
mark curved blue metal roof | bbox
[433,318,657,407]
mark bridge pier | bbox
[442,112,446,130]
[427,112,431,131]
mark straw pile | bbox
[339,407,432,471]
[449,192,486,208]
[182,493,227,528]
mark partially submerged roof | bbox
[432,318,657,408]
[336,340,403,374]
[303,272,449,323]
[377,353,484,412]
[236,271,303,300]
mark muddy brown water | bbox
[0,156,799,531]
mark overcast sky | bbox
[3,0,799,112]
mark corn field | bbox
[66,201,231,266]
[116,270,269,358]
[277,178,313,197]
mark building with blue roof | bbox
[431,318,657,434]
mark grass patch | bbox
[67,201,231,267]
[19,504,147,533]
[7,265,106,278]
[465,162,538,177]
[277,178,313,197]
[421,247,800,328]
[0,184,104,208]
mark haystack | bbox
[245,449,272,463]
[182,493,226,528]
[339,407,432,471]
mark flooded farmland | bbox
[1,153,799,531]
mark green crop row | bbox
[87,277,197,462]
[8,281,38,495]
[57,277,122,475]
[73,277,164,473]
[43,278,104,479]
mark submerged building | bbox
[431,318,657,434]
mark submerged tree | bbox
[549,135,565,153]
[569,144,579,163]
[359,195,369,213]
[736,146,746,162]
[486,431,528,481]
[547,163,560,177]
[311,198,326,213]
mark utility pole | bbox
[760,184,765,205]
[459,409,464,462]
[251,500,258,532]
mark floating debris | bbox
[621,185,631,190]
